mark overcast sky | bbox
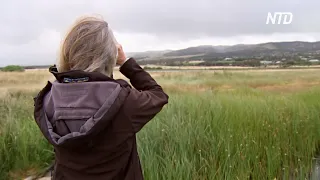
[0,0,319,66]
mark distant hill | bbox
[3,41,320,68]
[163,45,216,57]
[128,41,320,61]
[127,50,172,59]
[166,41,320,57]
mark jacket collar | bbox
[48,65,115,83]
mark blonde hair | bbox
[58,16,118,77]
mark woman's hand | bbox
[116,44,127,66]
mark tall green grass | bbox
[0,91,53,179]
[138,88,320,179]
[1,71,320,179]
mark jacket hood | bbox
[34,68,130,149]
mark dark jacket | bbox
[33,58,169,180]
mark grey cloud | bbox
[96,0,320,38]
[1,0,319,41]
[0,0,320,66]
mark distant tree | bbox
[286,60,295,66]
[243,60,261,67]
[1,65,25,72]
[280,60,295,68]
[295,60,311,66]
[232,61,244,66]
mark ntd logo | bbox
[266,12,293,25]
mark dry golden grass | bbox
[1,68,320,95]
[142,65,320,70]
[142,65,257,69]
[9,166,39,180]
[0,70,51,98]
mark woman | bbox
[33,16,169,180]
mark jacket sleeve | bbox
[120,58,169,133]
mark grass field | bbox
[1,68,320,179]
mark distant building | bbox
[300,57,308,61]
[224,58,233,61]
[309,59,319,62]
[276,61,282,64]
[260,60,273,65]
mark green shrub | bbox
[1,65,25,72]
